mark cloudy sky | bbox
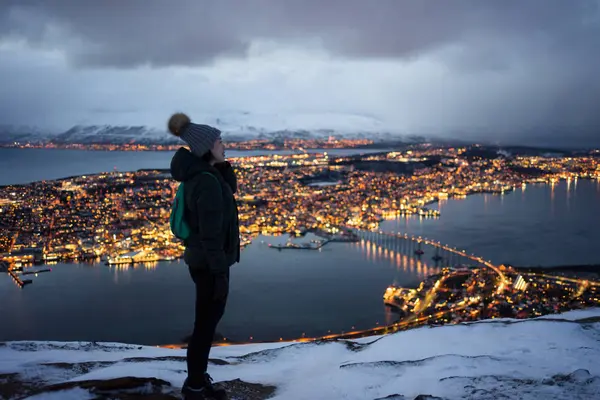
[1,0,599,145]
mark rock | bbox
[220,378,277,400]
[41,361,115,374]
[551,368,594,385]
[41,376,175,399]
[0,373,41,400]
[541,377,555,385]
[413,395,446,400]
[8,375,277,400]
[569,368,592,383]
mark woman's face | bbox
[211,137,225,163]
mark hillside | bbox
[0,113,400,146]
[1,308,599,399]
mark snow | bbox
[536,307,600,321]
[0,124,60,143]
[0,111,401,145]
[2,308,600,399]
[209,111,389,135]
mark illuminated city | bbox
[0,137,374,152]
[1,142,599,340]
[2,144,599,265]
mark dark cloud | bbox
[1,0,600,145]
[0,0,598,68]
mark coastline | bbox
[514,264,600,281]
[0,144,382,153]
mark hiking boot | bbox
[182,373,228,400]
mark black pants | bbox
[187,267,229,383]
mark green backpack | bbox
[170,172,220,241]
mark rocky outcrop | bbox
[1,374,277,400]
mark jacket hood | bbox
[170,147,213,182]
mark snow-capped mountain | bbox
[0,124,60,144]
[0,112,407,145]
[208,111,393,139]
[53,125,175,145]
[1,308,599,399]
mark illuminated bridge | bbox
[352,229,508,285]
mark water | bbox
[381,180,600,266]
[0,235,425,345]
[0,148,390,186]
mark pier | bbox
[268,240,329,251]
[268,230,360,251]
[22,268,52,275]
[2,260,54,288]
[6,265,33,288]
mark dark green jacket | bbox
[170,147,240,274]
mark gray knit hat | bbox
[167,113,221,157]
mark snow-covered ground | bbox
[1,309,600,399]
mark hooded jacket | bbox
[170,147,240,274]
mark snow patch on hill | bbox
[1,308,599,399]
[0,112,405,145]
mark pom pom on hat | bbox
[168,112,191,137]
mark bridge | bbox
[352,229,508,287]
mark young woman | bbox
[168,113,240,400]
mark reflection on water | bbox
[274,232,448,282]
[108,261,159,284]
[356,235,466,281]
[108,262,159,271]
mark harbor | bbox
[267,229,360,251]
[2,261,36,288]
[104,250,176,266]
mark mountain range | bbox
[1,122,596,150]
[0,124,415,145]
[0,112,415,145]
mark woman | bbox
[168,112,240,400]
